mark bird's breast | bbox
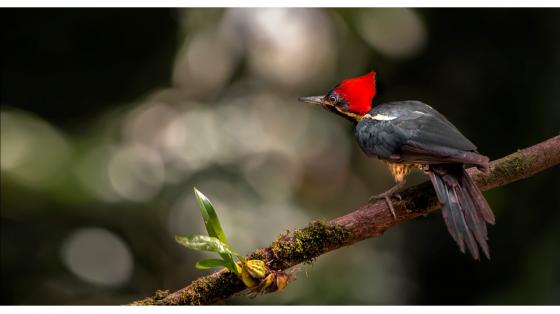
[383,161,421,183]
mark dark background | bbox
[1,8,559,305]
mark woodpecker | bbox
[299,71,495,260]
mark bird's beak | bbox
[299,94,361,122]
[298,95,326,107]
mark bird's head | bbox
[299,71,376,122]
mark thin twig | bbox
[131,135,560,305]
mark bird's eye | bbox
[328,95,337,103]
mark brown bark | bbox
[131,135,560,305]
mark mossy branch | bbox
[130,135,560,305]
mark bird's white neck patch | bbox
[363,113,398,121]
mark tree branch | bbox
[130,135,560,305]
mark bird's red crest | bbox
[334,71,376,115]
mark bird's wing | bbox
[355,101,488,167]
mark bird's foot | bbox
[369,181,406,219]
[369,191,402,202]
[369,191,401,219]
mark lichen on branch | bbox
[268,221,352,269]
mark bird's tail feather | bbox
[428,164,495,260]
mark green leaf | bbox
[195,258,229,270]
[193,187,228,244]
[175,235,235,255]
[192,188,240,275]
[223,256,240,275]
[189,188,242,275]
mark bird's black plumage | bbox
[355,100,495,259]
[429,164,494,259]
[355,101,487,167]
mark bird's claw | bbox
[370,180,406,220]
[369,192,402,219]
[369,192,402,202]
